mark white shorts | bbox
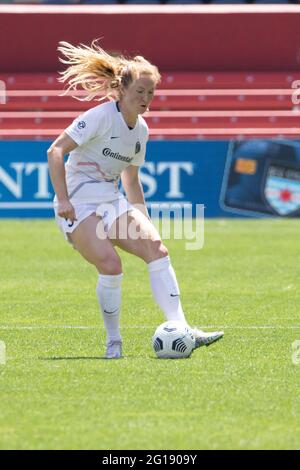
[54,195,133,243]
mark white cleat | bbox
[191,329,224,349]
[104,339,123,359]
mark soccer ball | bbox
[152,321,196,359]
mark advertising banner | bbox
[0,139,299,218]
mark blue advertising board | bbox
[0,139,300,218]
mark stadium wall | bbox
[0,5,300,73]
[1,139,300,219]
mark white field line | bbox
[1,325,300,330]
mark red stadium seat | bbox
[0,72,298,139]
[1,71,298,90]
[1,89,295,111]
[1,110,300,129]
[1,127,300,141]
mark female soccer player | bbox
[47,40,224,359]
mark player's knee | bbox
[147,241,168,262]
[95,253,122,275]
[156,242,169,259]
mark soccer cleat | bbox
[191,329,224,349]
[104,339,123,359]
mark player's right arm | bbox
[47,132,78,222]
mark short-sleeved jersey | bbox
[62,101,149,203]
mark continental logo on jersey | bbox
[103,148,133,163]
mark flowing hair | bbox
[57,39,161,102]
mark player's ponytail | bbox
[58,40,125,101]
[57,40,160,102]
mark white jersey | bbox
[61,101,148,204]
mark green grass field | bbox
[0,218,300,450]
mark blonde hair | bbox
[58,39,161,101]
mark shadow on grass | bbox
[39,355,188,361]
[39,356,124,361]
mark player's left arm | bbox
[121,165,150,219]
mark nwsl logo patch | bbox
[77,121,86,129]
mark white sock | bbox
[148,256,188,326]
[96,273,123,343]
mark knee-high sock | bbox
[96,273,123,342]
[148,256,188,325]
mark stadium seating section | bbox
[0,3,299,139]
[1,72,300,140]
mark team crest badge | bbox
[135,141,141,154]
[263,162,300,216]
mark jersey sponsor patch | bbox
[102,147,133,163]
